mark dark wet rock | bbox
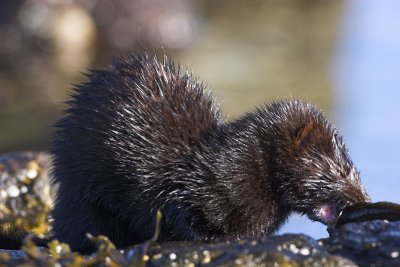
[0,151,53,249]
[0,249,25,260]
[1,151,400,266]
[1,234,355,266]
[323,201,400,266]
[324,220,400,267]
[141,235,355,266]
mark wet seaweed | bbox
[0,152,53,248]
[0,211,163,266]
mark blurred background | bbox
[0,0,399,239]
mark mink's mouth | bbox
[312,203,339,225]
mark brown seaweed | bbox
[0,210,163,266]
[0,152,53,248]
[335,201,400,228]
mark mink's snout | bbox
[316,203,338,225]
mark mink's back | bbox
[53,54,223,182]
[51,54,223,252]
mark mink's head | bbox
[260,100,370,225]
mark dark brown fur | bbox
[51,53,369,253]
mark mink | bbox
[51,53,370,254]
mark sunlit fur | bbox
[51,53,369,253]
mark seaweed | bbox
[0,152,53,248]
[0,211,163,266]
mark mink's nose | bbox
[316,203,338,225]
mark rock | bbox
[1,151,400,266]
[1,234,355,266]
[140,235,356,266]
[324,220,400,267]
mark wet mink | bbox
[51,53,370,254]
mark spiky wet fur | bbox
[51,53,369,253]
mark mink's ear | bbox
[292,122,315,150]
